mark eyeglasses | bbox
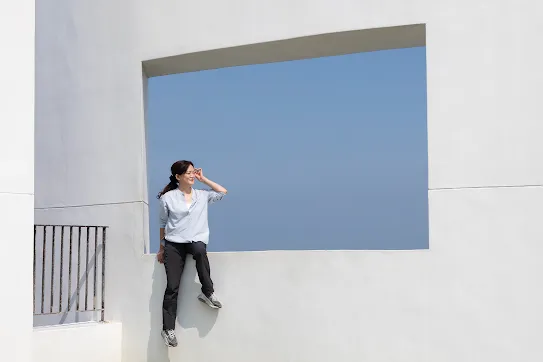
[184,170,200,176]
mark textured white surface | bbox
[0,2,34,362]
[33,322,122,362]
[34,187,543,362]
[34,0,543,208]
[0,194,34,362]
[0,1,34,195]
[33,0,543,361]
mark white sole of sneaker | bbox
[198,294,220,309]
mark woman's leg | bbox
[187,241,214,297]
[162,242,187,331]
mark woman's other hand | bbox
[157,248,165,264]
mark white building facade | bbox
[1,0,542,361]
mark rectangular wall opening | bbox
[143,43,428,253]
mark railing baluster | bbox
[93,227,98,311]
[85,226,90,311]
[50,226,56,314]
[59,226,65,313]
[33,225,37,314]
[76,227,82,312]
[101,227,107,322]
[67,226,73,312]
[41,226,47,314]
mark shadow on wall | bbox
[147,258,219,361]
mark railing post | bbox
[85,227,90,311]
[67,226,73,313]
[76,226,81,312]
[93,227,98,312]
[50,226,56,314]
[41,226,47,314]
[101,227,107,322]
[59,226,65,313]
[33,225,37,314]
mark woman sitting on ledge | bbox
[156,160,227,347]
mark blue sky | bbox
[146,46,428,253]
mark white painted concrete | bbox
[0,2,35,362]
[34,188,543,362]
[33,0,543,362]
[0,1,34,195]
[0,195,34,361]
[33,322,122,362]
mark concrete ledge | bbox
[143,24,425,77]
[33,322,122,362]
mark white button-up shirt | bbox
[159,188,225,245]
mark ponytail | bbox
[157,160,194,199]
[157,175,178,199]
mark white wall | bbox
[34,0,543,362]
[0,2,35,362]
[33,322,122,362]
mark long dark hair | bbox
[157,160,194,199]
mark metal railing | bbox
[33,225,108,322]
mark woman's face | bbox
[176,165,195,186]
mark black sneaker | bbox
[161,329,178,347]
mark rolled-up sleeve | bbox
[205,189,226,204]
[159,197,169,228]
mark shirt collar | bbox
[178,188,198,202]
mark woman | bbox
[157,160,227,347]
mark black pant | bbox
[162,240,214,331]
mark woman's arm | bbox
[157,228,165,263]
[158,198,168,263]
[160,228,165,248]
[195,168,227,194]
[201,177,227,194]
